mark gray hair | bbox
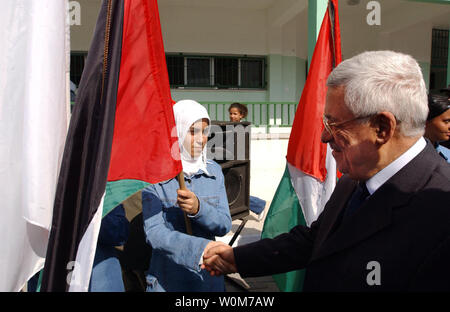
[327,50,428,137]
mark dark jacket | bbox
[234,142,450,291]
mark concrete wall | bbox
[159,5,268,55]
[160,3,309,104]
[70,0,450,102]
[250,138,289,204]
[70,0,101,51]
[338,0,450,88]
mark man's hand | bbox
[177,189,199,215]
[201,241,237,276]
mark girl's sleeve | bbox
[189,165,232,236]
[97,204,129,246]
[142,185,208,272]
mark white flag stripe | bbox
[288,144,337,227]
[68,195,104,292]
[0,0,68,291]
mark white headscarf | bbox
[173,100,210,177]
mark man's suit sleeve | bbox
[233,218,320,278]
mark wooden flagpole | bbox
[177,171,193,235]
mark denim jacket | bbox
[89,204,129,292]
[142,159,232,292]
[436,144,450,163]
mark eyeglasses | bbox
[322,115,372,136]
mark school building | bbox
[70,0,450,203]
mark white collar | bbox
[365,137,426,195]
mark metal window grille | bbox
[215,57,238,88]
[70,52,87,86]
[430,29,449,91]
[240,59,264,88]
[186,57,211,87]
[166,54,266,89]
[166,55,184,86]
[69,52,266,90]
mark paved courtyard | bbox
[217,210,281,293]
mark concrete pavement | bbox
[216,209,281,292]
[217,136,288,292]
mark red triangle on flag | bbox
[107,0,182,184]
[287,0,342,182]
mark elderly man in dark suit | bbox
[202,50,450,291]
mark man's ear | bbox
[372,112,396,144]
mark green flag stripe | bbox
[261,164,307,291]
[103,179,151,217]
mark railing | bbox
[200,102,298,133]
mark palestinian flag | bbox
[261,0,342,292]
[41,0,182,291]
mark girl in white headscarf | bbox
[141,99,232,292]
[173,99,210,176]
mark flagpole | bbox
[177,171,193,235]
[328,0,336,69]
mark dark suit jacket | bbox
[234,142,450,291]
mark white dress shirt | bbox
[364,137,426,195]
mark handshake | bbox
[201,241,237,276]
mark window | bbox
[241,59,264,88]
[166,55,184,86]
[166,54,266,89]
[215,57,238,87]
[70,52,88,86]
[430,29,449,92]
[187,57,211,87]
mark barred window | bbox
[241,59,264,88]
[187,57,211,87]
[70,52,87,86]
[166,54,266,89]
[166,55,184,86]
[215,57,238,87]
[430,29,449,92]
